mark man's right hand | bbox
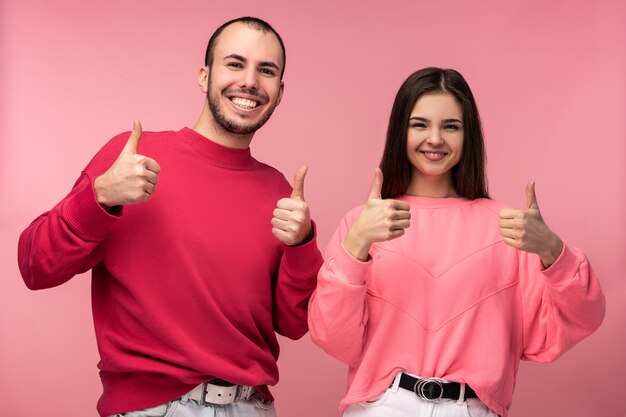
[343,168,411,261]
[94,120,161,210]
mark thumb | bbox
[122,120,143,154]
[368,168,383,201]
[290,165,308,201]
[526,179,539,210]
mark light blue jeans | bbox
[109,391,277,417]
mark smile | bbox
[421,151,448,161]
[230,97,260,109]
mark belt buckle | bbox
[201,382,240,405]
[413,378,444,401]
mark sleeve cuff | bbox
[326,242,371,286]
[281,221,324,276]
[540,243,582,287]
[63,178,120,241]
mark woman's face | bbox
[406,92,464,191]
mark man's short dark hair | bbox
[205,17,286,79]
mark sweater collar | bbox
[398,194,478,208]
[178,127,254,168]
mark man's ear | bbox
[276,80,284,106]
[198,66,209,94]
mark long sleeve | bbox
[18,127,338,416]
[520,243,606,362]
[18,172,119,290]
[306,197,606,417]
[308,210,371,365]
[272,223,324,340]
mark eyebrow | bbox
[409,116,463,123]
[223,53,281,71]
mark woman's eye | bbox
[445,124,461,130]
[410,123,427,128]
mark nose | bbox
[238,67,258,90]
[426,128,444,146]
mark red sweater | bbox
[18,127,323,416]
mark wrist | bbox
[288,222,314,246]
[540,234,563,268]
[344,229,372,261]
[93,176,113,211]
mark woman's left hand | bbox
[499,180,563,268]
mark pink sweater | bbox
[18,128,323,416]
[308,195,605,417]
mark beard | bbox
[207,80,278,135]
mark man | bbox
[18,17,323,417]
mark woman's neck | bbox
[406,174,459,198]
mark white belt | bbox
[188,381,255,405]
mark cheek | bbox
[451,139,464,164]
[209,70,239,90]
[406,144,421,167]
[264,81,283,101]
[455,137,464,156]
[405,134,421,161]
[406,132,420,150]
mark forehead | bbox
[213,22,284,68]
[411,93,462,118]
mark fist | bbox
[94,120,161,210]
[499,180,563,267]
[271,165,313,246]
[344,169,411,261]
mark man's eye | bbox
[260,68,276,76]
[227,62,243,68]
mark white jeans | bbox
[343,374,499,417]
[109,391,276,417]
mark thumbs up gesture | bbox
[94,120,161,210]
[499,180,563,267]
[344,169,411,261]
[271,165,313,246]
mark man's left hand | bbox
[272,165,313,246]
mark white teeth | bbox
[231,97,259,109]
[424,152,445,157]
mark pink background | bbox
[1,0,624,416]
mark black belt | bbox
[398,373,477,401]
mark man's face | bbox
[206,22,284,135]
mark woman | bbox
[308,67,605,417]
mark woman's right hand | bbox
[344,169,411,261]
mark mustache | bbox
[226,88,266,100]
